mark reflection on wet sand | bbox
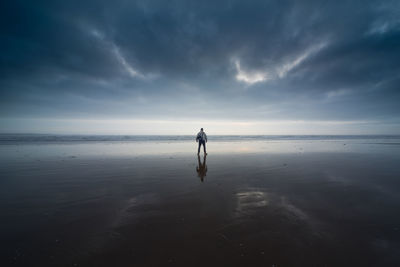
[196,154,208,182]
[2,140,400,266]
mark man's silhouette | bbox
[196,128,208,155]
[196,155,208,182]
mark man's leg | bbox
[198,142,201,154]
[203,141,207,154]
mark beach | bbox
[1,135,400,266]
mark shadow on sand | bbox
[196,154,208,182]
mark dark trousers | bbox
[198,140,206,153]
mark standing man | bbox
[196,128,208,155]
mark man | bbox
[196,128,208,155]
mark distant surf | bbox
[0,134,399,144]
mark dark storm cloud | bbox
[0,0,399,124]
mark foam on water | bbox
[1,134,399,144]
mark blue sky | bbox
[1,0,399,134]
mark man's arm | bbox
[205,133,208,142]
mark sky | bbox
[0,0,399,134]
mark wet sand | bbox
[1,139,400,266]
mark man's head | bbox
[201,128,203,131]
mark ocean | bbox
[1,134,400,143]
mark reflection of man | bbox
[196,155,208,182]
[196,128,208,155]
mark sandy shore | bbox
[1,139,400,266]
